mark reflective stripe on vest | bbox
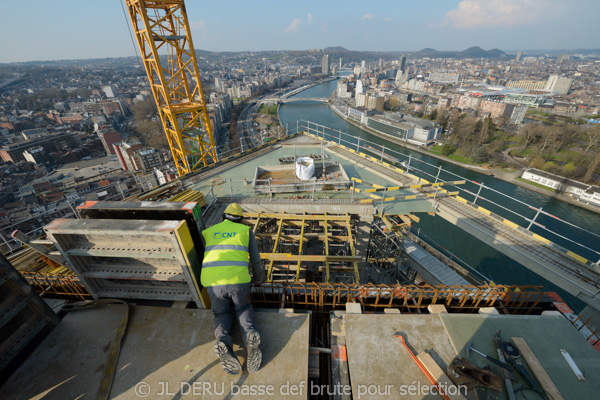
[201,220,252,287]
[204,244,249,252]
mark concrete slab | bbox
[0,303,127,400]
[439,313,600,400]
[111,307,310,400]
[0,305,310,400]
[344,314,470,400]
[190,144,435,214]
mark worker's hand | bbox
[253,281,263,287]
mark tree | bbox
[584,152,600,183]
[561,162,577,178]
[429,109,438,121]
[436,109,449,127]
[131,98,157,122]
[471,147,488,163]
[542,161,560,174]
[538,126,558,154]
[530,156,546,169]
[440,144,456,156]
[135,120,167,149]
[518,124,537,147]
[553,125,578,154]
[478,117,490,145]
[583,126,600,153]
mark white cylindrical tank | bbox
[295,157,315,180]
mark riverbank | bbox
[328,102,600,214]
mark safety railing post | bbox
[435,165,442,183]
[527,207,542,230]
[473,181,484,205]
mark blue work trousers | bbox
[206,283,257,351]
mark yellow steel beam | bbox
[357,191,459,202]
[295,214,306,282]
[324,212,330,282]
[266,216,285,282]
[346,213,360,283]
[364,180,466,193]
[126,0,217,177]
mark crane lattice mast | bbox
[126,0,217,176]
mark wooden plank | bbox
[510,337,565,400]
[416,352,467,400]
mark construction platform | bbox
[189,137,436,215]
[253,162,351,194]
[0,305,310,400]
[337,311,600,400]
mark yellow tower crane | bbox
[125,0,217,176]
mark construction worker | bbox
[201,203,265,375]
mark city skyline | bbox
[1,0,599,63]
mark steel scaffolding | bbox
[363,214,418,284]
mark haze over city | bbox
[2,0,599,63]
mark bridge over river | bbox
[261,97,329,104]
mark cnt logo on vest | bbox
[213,232,237,239]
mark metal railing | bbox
[297,120,600,263]
[251,282,549,314]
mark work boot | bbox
[214,341,242,375]
[246,331,262,373]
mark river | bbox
[278,77,600,312]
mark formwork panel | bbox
[44,218,205,308]
[76,200,206,243]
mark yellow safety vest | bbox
[201,220,252,286]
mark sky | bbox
[1,0,599,63]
